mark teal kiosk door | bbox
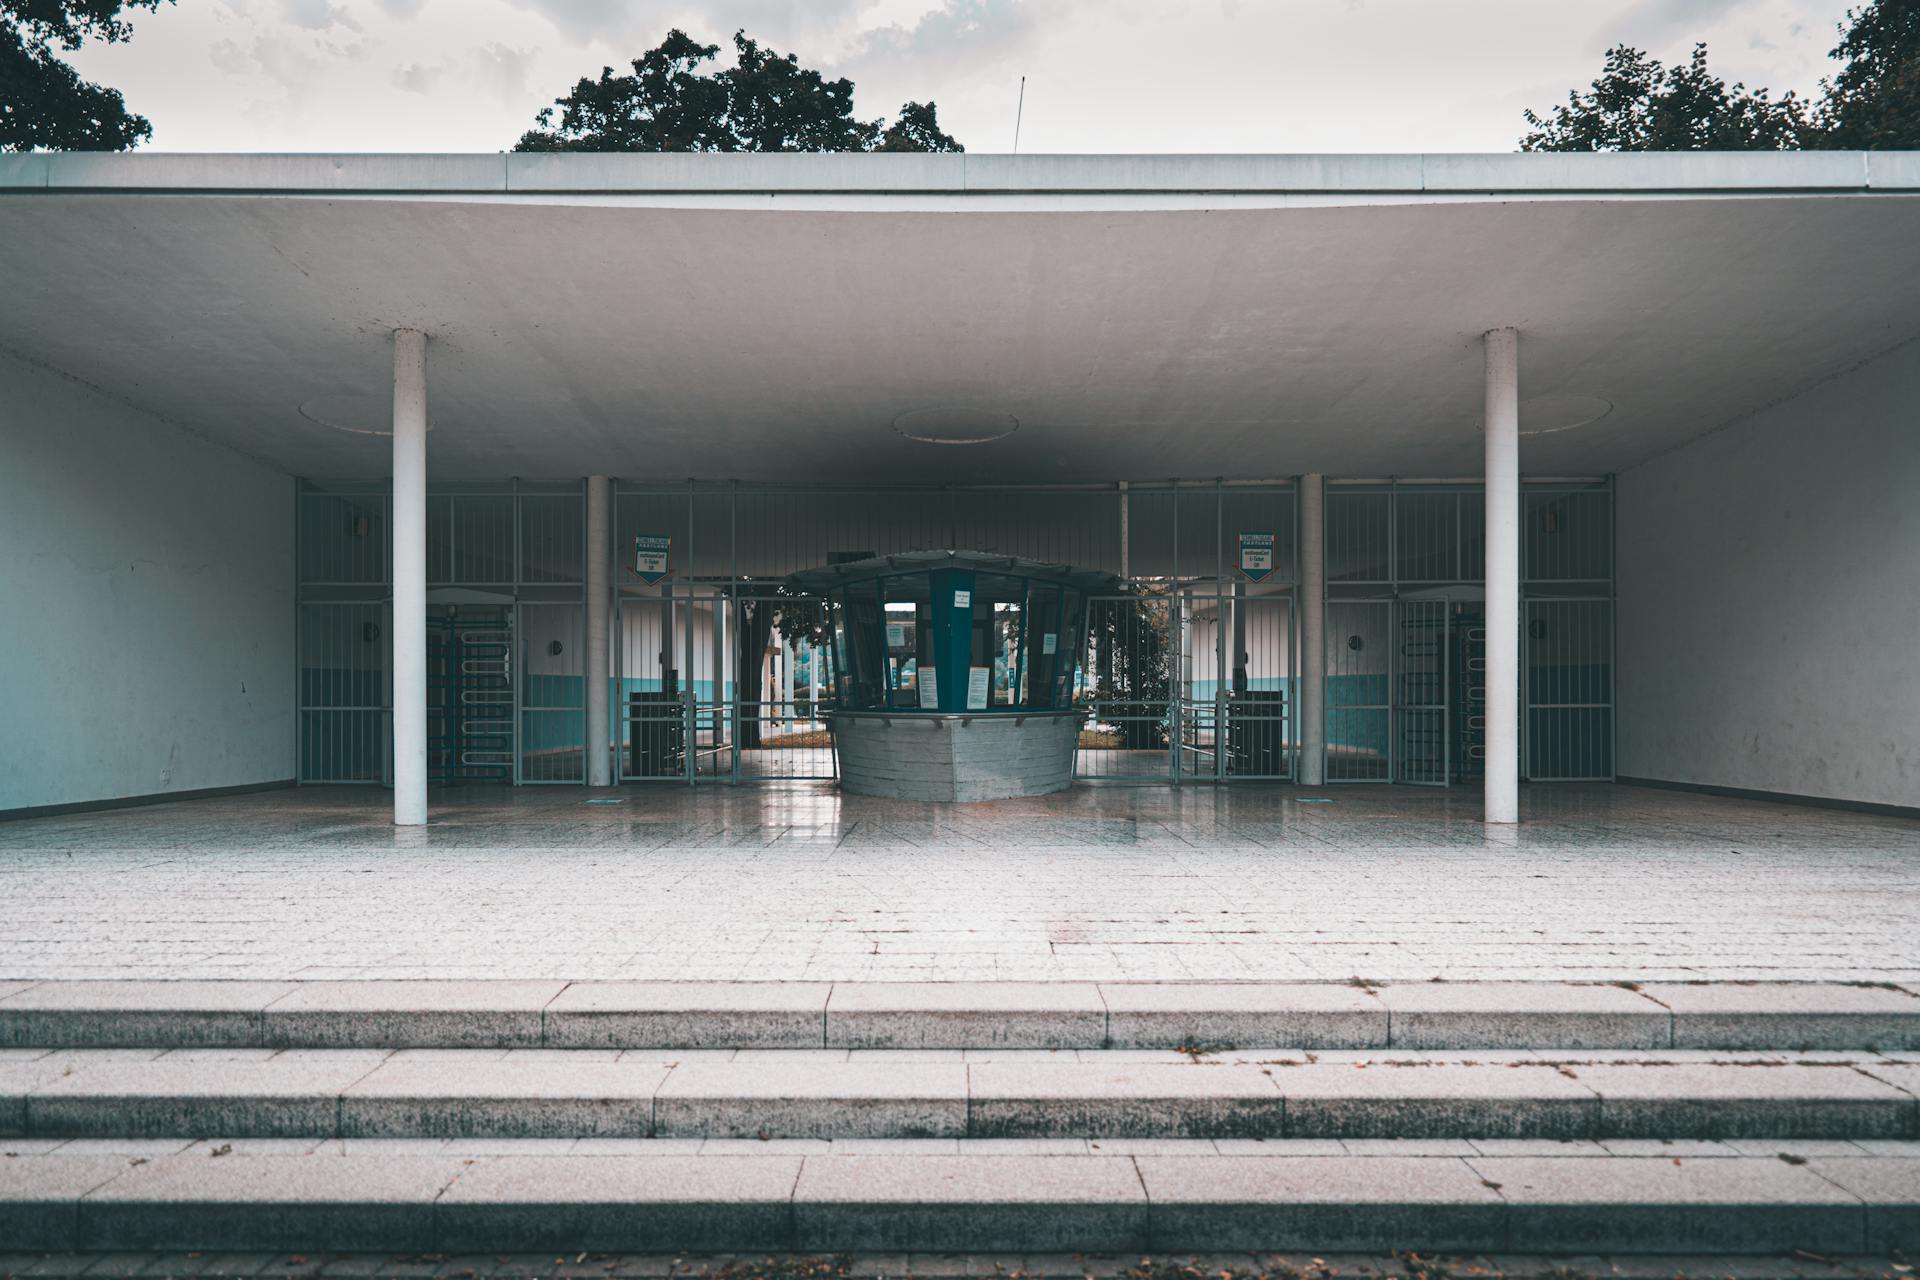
[926,568,976,713]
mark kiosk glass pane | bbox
[972,574,1026,708]
[879,573,932,709]
[841,580,888,710]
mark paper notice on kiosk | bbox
[967,667,990,710]
[918,669,939,709]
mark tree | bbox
[1814,0,1920,148]
[733,587,828,750]
[1520,43,1808,151]
[1521,1,1920,150]
[516,28,962,154]
[2,0,167,152]
[1088,590,1172,751]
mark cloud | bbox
[1591,0,1759,49]
[499,0,660,45]
[386,41,536,104]
[498,0,873,51]
[374,0,431,16]
[278,0,365,33]
[839,0,1046,79]
[390,60,444,93]
[471,41,539,103]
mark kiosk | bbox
[786,551,1114,801]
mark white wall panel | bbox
[0,351,294,810]
[1617,341,1920,808]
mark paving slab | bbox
[74,1154,465,1251]
[1644,983,1920,1050]
[1098,983,1386,1050]
[1133,1154,1504,1250]
[1858,1060,1920,1101]
[791,1154,1147,1252]
[1577,1063,1915,1139]
[2,1057,104,1137]
[1473,1155,1866,1253]
[1804,1155,1920,1250]
[26,1053,391,1138]
[0,1155,136,1250]
[654,1061,968,1139]
[543,983,830,1049]
[0,984,297,1050]
[434,1155,802,1251]
[339,1058,672,1139]
[966,1062,1284,1139]
[825,984,1106,1049]
[260,983,566,1049]
[1379,982,1669,1050]
[1277,1062,1599,1139]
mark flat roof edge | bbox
[2,151,1915,196]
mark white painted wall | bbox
[1617,341,1920,809]
[0,352,294,811]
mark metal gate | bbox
[1078,587,1293,784]
[733,592,836,783]
[297,602,390,784]
[1395,599,1449,786]
[1228,590,1293,780]
[427,607,514,786]
[616,586,735,783]
[1175,588,1220,780]
[518,602,582,784]
[1326,599,1391,781]
[1077,593,1175,781]
[1525,597,1614,781]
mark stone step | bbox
[2,1140,1916,1254]
[5,1050,1918,1141]
[2,980,1918,1052]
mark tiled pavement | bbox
[1,1249,1908,1278]
[0,784,1915,983]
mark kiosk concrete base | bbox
[831,711,1082,802]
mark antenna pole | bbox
[1013,76,1026,153]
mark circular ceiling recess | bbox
[297,393,433,437]
[1517,393,1613,436]
[892,406,1020,445]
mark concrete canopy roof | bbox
[2,151,1917,484]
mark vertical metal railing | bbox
[1395,599,1449,785]
[1325,599,1392,782]
[291,477,1619,791]
[1525,597,1615,780]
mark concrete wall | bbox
[0,352,294,811]
[1617,341,1920,809]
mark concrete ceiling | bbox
[3,153,1917,484]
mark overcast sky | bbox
[68,0,1859,154]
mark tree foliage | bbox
[1521,43,1808,151]
[1523,0,1920,150]
[516,28,962,154]
[1815,0,1920,147]
[1,0,167,151]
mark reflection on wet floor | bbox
[0,782,1916,984]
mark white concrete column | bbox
[585,475,612,787]
[391,329,428,827]
[1298,473,1326,785]
[780,638,796,729]
[1484,327,1521,825]
[808,643,821,724]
